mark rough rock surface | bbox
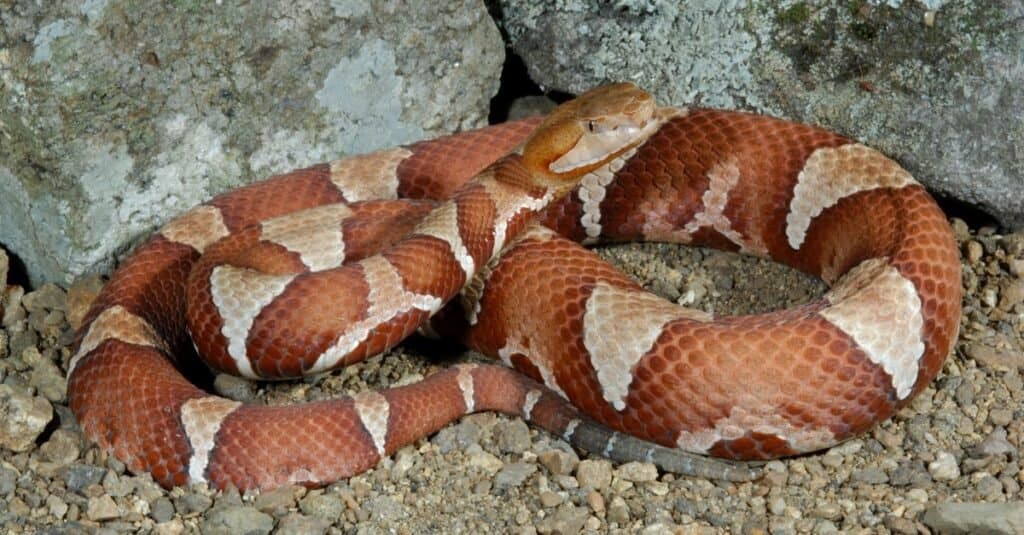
[0,0,504,285]
[500,0,1024,229]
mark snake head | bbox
[522,82,659,186]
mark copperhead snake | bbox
[67,83,961,491]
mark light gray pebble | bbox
[813,519,840,534]
[102,471,133,498]
[539,490,563,508]
[298,492,346,521]
[999,279,1024,310]
[495,419,532,454]
[954,381,975,407]
[46,493,68,520]
[199,505,274,535]
[972,428,1016,457]
[365,495,405,522]
[536,503,588,535]
[929,452,961,480]
[175,492,213,515]
[852,467,889,485]
[974,475,1003,499]
[811,503,842,521]
[22,283,66,312]
[253,484,302,514]
[0,383,53,452]
[86,495,121,521]
[23,346,67,402]
[213,374,258,403]
[614,461,658,482]
[537,448,579,475]
[495,462,537,489]
[275,512,331,535]
[883,515,918,535]
[432,420,480,454]
[7,328,38,363]
[923,501,1024,534]
[608,496,630,524]
[0,466,17,496]
[989,408,1013,427]
[150,496,175,523]
[575,459,612,490]
[38,428,80,465]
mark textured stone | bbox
[501,1,1024,229]
[922,502,1024,535]
[0,0,505,285]
[576,459,613,490]
[86,495,121,521]
[199,505,274,535]
[0,384,53,452]
[494,462,537,489]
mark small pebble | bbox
[576,460,613,490]
[929,452,961,480]
[199,505,274,535]
[87,495,121,521]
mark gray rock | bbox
[0,466,17,496]
[0,248,7,285]
[0,383,53,452]
[38,428,81,465]
[365,495,406,523]
[1,0,505,285]
[252,484,302,515]
[275,513,331,535]
[2,286,26,328]
[213,374,258,403]
[501,1,1024,229]
[432,420,481,454]
[922,501,1024,534]
[537,447,579,476]
[65,464,108,493]
[298,492,346,521]
[149,496,175,523]
[576,459,613,490]
[536,503,589,535]
[966,341,1024,370]
[852,467,889,485]
[21,283,66,312]
[86,495,121,521]
[614,461,658,483]
[971,428,1017,457]
[495,419,532,454]
[929,451,961,481]
[199,505,275,535]
[494,462,537,489]
[175,492,213,515]
[23,346,67,402]
[7,327,38,365]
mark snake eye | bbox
[587,120,597,133]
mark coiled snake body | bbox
[68,84,961,490]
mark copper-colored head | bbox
[522,82,658,186]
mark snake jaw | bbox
[548,123,643,173]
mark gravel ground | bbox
[1,217,1022,535]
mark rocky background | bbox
[1,0,1023,533]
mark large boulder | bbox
[0,1,504,285]
[501,0,1024,229]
